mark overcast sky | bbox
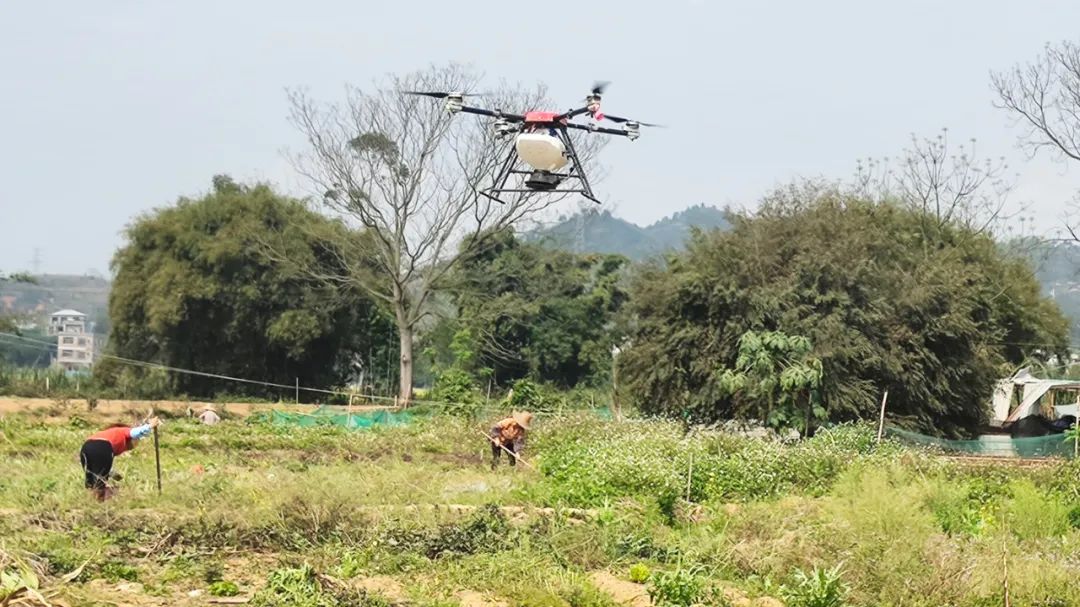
[2,0,1080,275]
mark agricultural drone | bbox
[405,82,659,204]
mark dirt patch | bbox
[588,571,649,607]
[355,575,409,603]
[455,589,509,607]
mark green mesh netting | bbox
[885,425,1077,459]
[257,406,415,429]
[253,404,613,431]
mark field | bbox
[4,404,1080,607]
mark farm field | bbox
[3,405,1080,607]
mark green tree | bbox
[431,228,629,388]
[106,175,394,397]
[0,272,36,334]
[620,183,1068,437]
[716,330,824,432]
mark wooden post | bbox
[611,347,622,421]
[876,389,889,443]
[295,378,299,405]
[45,376,49,392]
[153,426,162,495]
[685,452,694,502]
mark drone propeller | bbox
[601,114,664,128]
[591,81,610,96]
[402,91,486,99]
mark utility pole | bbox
[30,248,42,274]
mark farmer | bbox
[79,417,161,501]
[488,411,532,470]
[197,405,221,425]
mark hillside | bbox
[525,204,731,259]
[0,273,110,332]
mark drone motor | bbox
[444,93,464,114]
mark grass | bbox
[2,410,1080,606]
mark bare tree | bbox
[270,64,604,404]
[993,40,1080,240]
[993,40,1080,164]
[853,128,1018,236]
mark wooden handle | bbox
[153,426,162,495]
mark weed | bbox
[647,566,703,606]
[99,561,138,583]
[781,564,848,607]
[628,563,650,583]
[209,580,240,596]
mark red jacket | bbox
[88,426,135,456]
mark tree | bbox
[0,272,36,334]
[273,64,604,403]
[619,182,1068,437]
[853,128,1017,237]
[992,40,1080,238]
[107,175,393,398]
[716,330,823,433]
[430,228,628,388]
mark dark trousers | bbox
[490,432,524,469]
[80,439,114,491]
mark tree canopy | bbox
[618,183,1069,437]
[105,175,394,397]
[426,228,629,389]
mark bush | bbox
[629,563,651,583]
[430,367,483,419]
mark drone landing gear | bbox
[479,129,601,205]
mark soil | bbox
[454,589,509,607]
[587,571,650,607]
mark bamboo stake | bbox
[153,426,162,495]
[876,389,890,443]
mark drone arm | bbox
[564,122,632,137]
[554,106,592,122]
[458,106,525,122]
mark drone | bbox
[404,82,659,204]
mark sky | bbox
[2,0,1080,275]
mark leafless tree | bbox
[853,128,1018,237]
[993,40,1080,240]
[268,64,604,403]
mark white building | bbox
[48,309,95,370]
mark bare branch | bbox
[275,64,608,401]
[851,128,1020,238]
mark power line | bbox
[0,331,452,407]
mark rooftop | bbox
[51,309,86,317]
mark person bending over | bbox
[488,411,532,470]
[79,417,161,501]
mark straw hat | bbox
[511,411,533,430]
[199,404,218,414]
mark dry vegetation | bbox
[2,406,1080,606]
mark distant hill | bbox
[0,273,111,334]
[1014,239,1080,343]
[526,204,731,259]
